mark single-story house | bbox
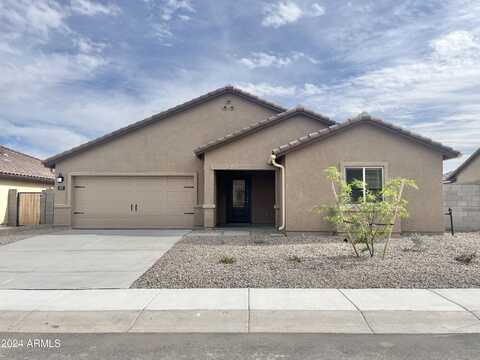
[0,145,55,225]
[445,148,480,184]
[44,86,460,233]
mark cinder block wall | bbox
[444,184,480,231]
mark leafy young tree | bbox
[318,166,418,258]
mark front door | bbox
[227,175,251,223]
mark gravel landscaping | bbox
[0,226,68,247]
[132,230,480,288]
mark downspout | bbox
[270,152,285,231]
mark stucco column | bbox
[203,166,216,228]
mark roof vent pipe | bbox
[270,152,285,231]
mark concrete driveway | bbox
[0,229,188,289]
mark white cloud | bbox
[0,118,89,158]
[236,82,297,97]
[145,0,195,45]
[302,83,324,96]
[301,29,480,114]
[300,29,480,171]
[151,24,174,46]
[311,3,325,16]
[431,30,479,58]
[70,0,120,16]
[26,0,65,33]
[75,37,107,54]
[0,41,19,55]
[0,0,67,40]
[0,1,110,104]
[239,52,292,68]
[239,51,319,69]
[159,0,195,21]
[262,1,303,28]
[0,51,107,102]
[262,1,325,28]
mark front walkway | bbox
[0,288,479,333]
[0,230,187,289]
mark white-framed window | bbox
[344,166,384,203]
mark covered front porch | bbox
[215,170,276,227]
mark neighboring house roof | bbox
[194,107,336,156]
[44,86,287,167]
[272,113,461,160]
[0,145,54,183]
[443,171,453,181]
[445,147,480,182]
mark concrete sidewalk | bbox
[0,289,479,334]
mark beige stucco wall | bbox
[251,171,275,224]
[203,114,330,226]
[0,178,50,225]
[454,155,480,184]
[283,123,445,233]
[52,94,279,226]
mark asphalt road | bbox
[1,333,480,359]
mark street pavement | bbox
[1,333,480,359]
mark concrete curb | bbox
[0,288,479,333]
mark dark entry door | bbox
[227,176,251,223]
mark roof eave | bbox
[272,117,461,160]
[194,109,336,156]
[445,148,480,181]
[0,172,55,184]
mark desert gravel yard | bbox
[132,230,480,288]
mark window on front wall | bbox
[345,167,384,203]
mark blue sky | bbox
[1,0,479,171]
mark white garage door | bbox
[72,176,195,228]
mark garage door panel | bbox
[73,176,134,216]
[133,214,193,227]
[72,176,195,228]
[166,176,194,188]
[72,215,141,229]
[167,190,195,206]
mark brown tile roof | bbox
[44,86,287,167]
[272,112,461,160]
[0,145,54,183]
[194,107,336,156]
[445,147,480,182]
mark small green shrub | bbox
[219,256,236,264]
[288,255,303,263]
[455,252,476,264]
[316,166,418,258]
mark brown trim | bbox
[272,113,461,160]
[446,148,480,182]
[194,107,336,156]
[43,86,287,167]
